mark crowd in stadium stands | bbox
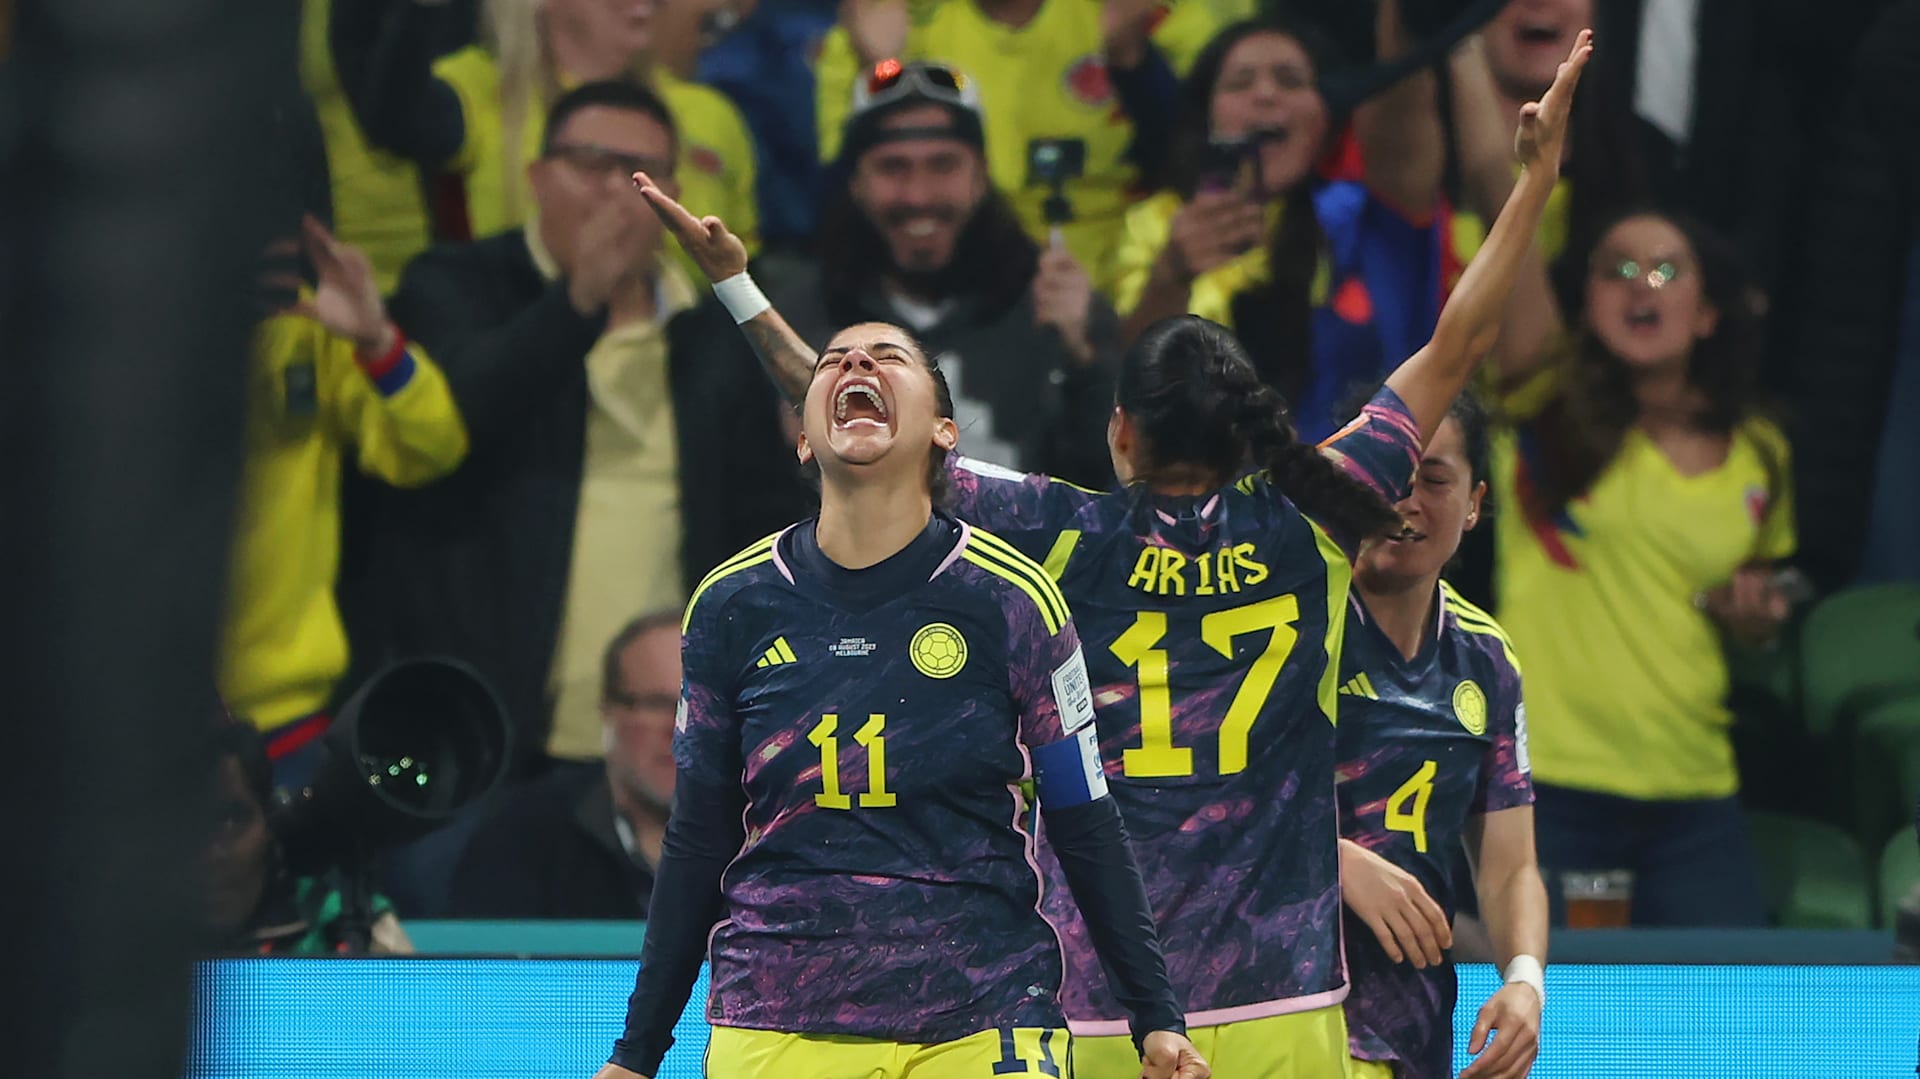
[208,0,1920,973]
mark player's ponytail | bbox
[1228,374,1403,544]
[1117,316,1401,540]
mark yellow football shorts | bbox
[705,1024,1071,1078]
[1068,1003,1352,1079]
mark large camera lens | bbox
[273,658,509,874]
[350,661,507,820]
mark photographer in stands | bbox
[202,713,413,955]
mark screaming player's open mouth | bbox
[833,377,890,430]
[1389,525,1427,544]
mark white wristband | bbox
[1503,954,1546,1005]
[712,272,770,324]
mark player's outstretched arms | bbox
[1383,29,1591,446]
[1338,838,1451,969]
[632,172,815,404]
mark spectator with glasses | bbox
[742,59,1119,486]
[342,80,806,775]
[447,610,683,919]
[340,0,757,285]
[1483,207,1794,926]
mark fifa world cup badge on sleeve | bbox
[1052,649,1097,734]
[1514,702,1530,774]
[674,695,689,733]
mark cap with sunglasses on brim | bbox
[838,59,987,166]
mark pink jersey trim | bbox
[770,525,797,584]
[702,775,759,1024]
[1013,743,1072,1010]
[931,520,971,579]
[1065,983,1351,1037]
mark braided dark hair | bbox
[1119,317,1402,540]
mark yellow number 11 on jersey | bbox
[808,713,897,809]
[1110,595,1301,778]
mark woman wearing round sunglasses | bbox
[1483,207,1795,927]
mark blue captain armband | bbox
[1033,724,1109,808]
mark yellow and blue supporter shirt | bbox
[1106,184,1445,442]
[217,307,467,733]
[1490,367,1794,800]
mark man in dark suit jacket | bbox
[340,80,808,771]
[447,611,682,919]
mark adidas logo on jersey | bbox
[1339,672,1379,699]
[755,637,798,668]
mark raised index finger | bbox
[631,171,708,241]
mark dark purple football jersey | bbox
[1335,582,1533,1075]
[672,517,1105,1043]
[949,387,1423,1032]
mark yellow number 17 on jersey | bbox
[1110,594,1300,778]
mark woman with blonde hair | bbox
[351,0,757,274]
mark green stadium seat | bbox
[1747,810,1874,929]
[1798,583,1920,740]
[1850,695,1920,847]
[1726,618,1802,722]
[1878,830,1920,929]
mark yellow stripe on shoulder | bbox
[1040,529,1082,581]
[1439,581,1503,626]
[683,531,783,631]
[962,550,1064,635]
[967,529,1070,628]
[1440,582,1521,671]
[961,548,1065,636]
[968,528,1069,604]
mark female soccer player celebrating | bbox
[633,29,1587,1077]
[1332,393,1547,1079]
[591,325,1207,1079]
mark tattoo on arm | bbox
[742,314,813,405]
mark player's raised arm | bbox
[633,171,815,404]
[1382,29,1591,446]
